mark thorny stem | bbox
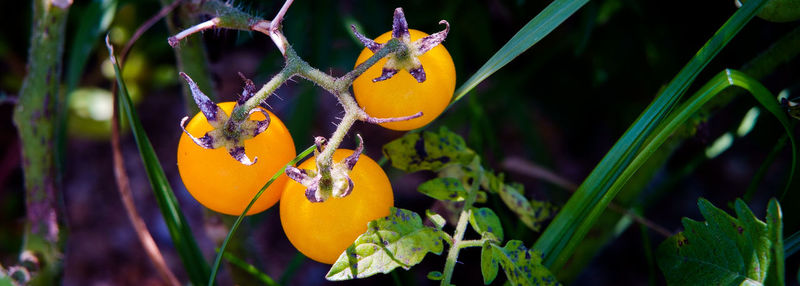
[440,171,484,286]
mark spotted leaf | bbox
[483,240,560,286]
[326,207,451,281]
[418,177,468,202]
[383,127,475,173]
[497,183,556,232]
[469,207,503,242]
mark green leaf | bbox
[220,250,279,286]
[498,183,556,232]
[469,207,504,241]
[451,0,590,105]
[427,271,443,281]
[534,0,772,270]
[485,240,560,286]
[766,199,784,286]
[383,127,475,172]
[657,198,783,286]
[480,240,499,285]
[326,208,450,281]
[426,209,447,230]
[106,37,210,285]
[418,177,468,202]
[66,0,117,91]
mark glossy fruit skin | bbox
[280,149,394,264]
[353,29,456,131]
[178,102,296,216]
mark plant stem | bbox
[12,0,70,284]
[440,171,483,286]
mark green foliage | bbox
[418,177,468,202]
[497,182,556,232]
[469,207,504,241]
[326,208,451,281]
[427,271,444,281]
[385,128,557,233]
[451,0,590,105]
[534,0,772,271]
[481,240,561,286]
[657,199,784,286]
[382,127,475,173]
[220,251,279,286]
[426,209,447,230]
[106,39,210,286]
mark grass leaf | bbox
[220,250,279,286]
[533,0,770,271]
[450,0,589,105]
[106,37,210,285]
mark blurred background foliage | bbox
[1,0,798,285]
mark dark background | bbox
[1,0,798,285]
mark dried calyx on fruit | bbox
[286,135,365,202]
[351,7,450,83]
[178,72,271,165]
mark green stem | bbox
[12,0,70,284]
[440,170,483,286]
[456,239,485,249]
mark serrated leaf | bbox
[418,177,468,202]
[383,127,475,172]
[326,208,449,281]
[657,198,783,286]
[427,271,443,281]
[486,240,560,286]
[426,209,447,230]
[470,207,504,241]
[765,199,784,286]
[481,240,499,285]
[498,183,556,232]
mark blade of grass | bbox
[278,252,305,285]
[65,0,117,91]
[533,0,769,272]
[744,134,789,203]
[787,229,800,258]
[219,249,279,286]
[208,145,316,286]
[56,0,117,176]
[106,37,210,285]
[448,0,589,107]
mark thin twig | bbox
[168,17,220,47]
[121,0,182,63]
[501,157,672,238]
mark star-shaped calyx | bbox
[285,135,365,203]
[179,72,271,166]
[351,7,450,83]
